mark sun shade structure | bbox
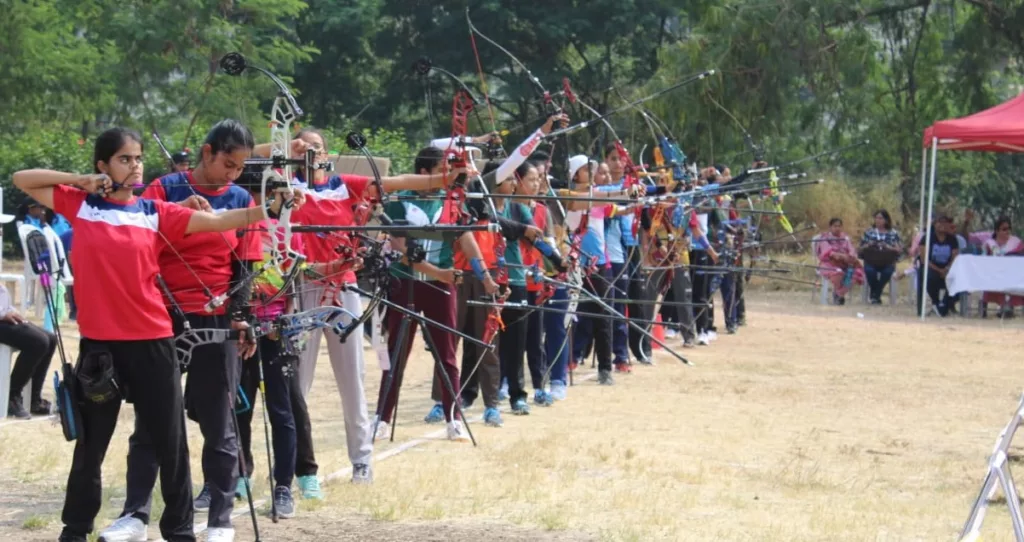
[918,91,1024,320]
[923,92,1024,153]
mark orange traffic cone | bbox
[652,314,665,349]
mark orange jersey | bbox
[454,223,500,271]
[521,202,547,292]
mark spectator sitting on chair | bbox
[981,216,1024,318]
[16,199,47,228]
[916,215,959,317]
[0,282,57,419]
[859,209,902,304]
[815,218,865,305]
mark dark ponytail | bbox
[514,161,536,181]
[414,147,444,175]
[203,119,255,156]
[93,128,143,174]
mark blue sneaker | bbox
[194,483,211,511]
[296,474,323,500]
[511,399,530,415]
[484,407,503,427]
[234,477,251,500]
[498,381,509,401]
[533,389,553,406]
[423,403,444,424]
[549,380,567,401]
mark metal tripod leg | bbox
[960,393,1024,542]
[418,320,477,447]
[373,310,413,443]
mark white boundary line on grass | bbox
[193,371,599,536]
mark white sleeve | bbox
[0,283,12,318]
[494,129,545,184]
[429,137,457,150]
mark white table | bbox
[946,255,1024,296]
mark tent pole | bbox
[918,146,928,234]
[921,137,939,321]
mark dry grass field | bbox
[2,289,1024,541]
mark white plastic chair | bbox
[17,224,40,315]
[0,343,32,419]
[810,234,835,305]
[18,224,71,320]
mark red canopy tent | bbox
[918,91,1024,319]
[922,92,1024,152]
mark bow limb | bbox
[705,89,765,163]
[465,8,550,108]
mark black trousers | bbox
[499,285,530,406]
[525,290,547,390]
[572,269,614,372]
[917,265,952,316]
[690,250,713,334]
[238,336,298,488]
[61,338,194,542]
[122,314,239,529]
[0,321,56,403]
[736,271,747,322]
[292,370,318,477]
[660,286,677,323]
[671,268,697,341]
[626,250,653,359]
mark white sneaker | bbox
[447,420,470,442]
[373,419,391,441]
[98,515,147,542]
[696,333,709,346]
[207,527,236,542]
[707,330,718,342]
[665,329,678,339]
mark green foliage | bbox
[316,127,417,174]
[6,0,1024,243]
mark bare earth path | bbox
[2,293,1024,541]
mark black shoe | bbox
[59,530,88,542]
[737,318,747,327]
[7,396,30,420]
[31,398,51,415]
[273,485,296,519]
[870,298,882,305]
[726,325,737,334]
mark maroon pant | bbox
[378,278,460,423]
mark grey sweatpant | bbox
[297,282,373,467]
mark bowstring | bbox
[468,24,500,138]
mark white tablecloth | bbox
[946,255,1024,296]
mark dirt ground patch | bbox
[2,292,1024,541]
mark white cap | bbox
[568,155,593,183]
[0,214,13,224]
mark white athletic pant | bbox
[297,282,373,466]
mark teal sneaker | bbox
[511,399,530,415]
[423,403,444,424]
[296,474,323,500]
[234,477,251,500]
[483,407,503,427]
